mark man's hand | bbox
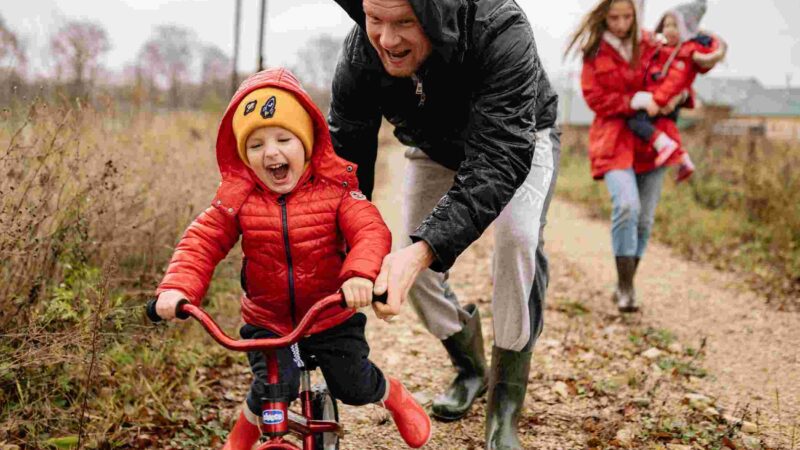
[372,241,435,321]
[341,277,374,309]
[155,289,189,321]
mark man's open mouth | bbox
[387,49,411,61]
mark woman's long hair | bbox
[565,0,640,66]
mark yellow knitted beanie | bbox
[231,88,315,166]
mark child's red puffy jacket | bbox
[633,36,720,173]
[646,36,720,109]
[157,68,392,336]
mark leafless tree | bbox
[0,15,25,72]
[50,20,110,99]
[199,44,231,109]
[136,40,165,106]
[201,44,230,86]
[139,25,195,108]
[291,34,343,111]
[0,15,26,103]
[293,34,342,91]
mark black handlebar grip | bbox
[372,292,388,304]
[146,298,191,322]
[338,291,390,308]
[146,299,162,323]
[175,299,190,320]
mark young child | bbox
[627,0,726,181]
[153,68,431,449]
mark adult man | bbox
[328,0,559,447]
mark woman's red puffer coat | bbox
[581,32,684,179]
[157,68,391,336]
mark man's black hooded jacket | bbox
[328,0,558,272]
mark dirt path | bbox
[352,145,798,449]
[544,200,800,447]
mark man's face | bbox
[363,0,432,78]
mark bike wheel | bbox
[310,382,340,450]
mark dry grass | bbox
[0,99,227,448]
[1,101,220,327]
[557,126,800,310]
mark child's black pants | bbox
[240,312,386,416]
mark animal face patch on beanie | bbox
[231,87,315,166]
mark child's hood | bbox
[212,68,359,215]
[657,0,707,42]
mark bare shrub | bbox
[0,99,221,446]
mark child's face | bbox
[246,126,307,194]
[662,14,680,46]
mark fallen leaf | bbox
[553,381,570,399]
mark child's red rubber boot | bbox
[675,154,695,183]
[222,409,261,450]
[383,376,432,448]
[653,132,680,167]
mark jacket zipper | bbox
[240,257,249,296]
[411,73,426,107]
[277,195,297,327]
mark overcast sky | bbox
[3,0,799,88]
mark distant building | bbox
[558,77,800,141]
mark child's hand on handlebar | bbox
[156,290,190,321]
[341,277,374,309]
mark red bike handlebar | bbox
[181,294,344,351]
[146,292,387,352]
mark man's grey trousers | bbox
[403,128,560,352]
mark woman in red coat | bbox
[567,0,685,313]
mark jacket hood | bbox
[656,0,706,42]
[334,0,469,63]
[213,68,359,213]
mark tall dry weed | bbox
[687,131,800,299]
[0,98,224,446]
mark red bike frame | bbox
[176,294,346,450]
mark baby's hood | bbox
[657,0,707,42]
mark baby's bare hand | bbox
[645,99,661,117]
[156,290,189,321]
[341,277,374,309]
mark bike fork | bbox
[260,350,290,438]
[300,369,315,449]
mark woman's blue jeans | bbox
[603,167,667,258]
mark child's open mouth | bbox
[267,163,289,181]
